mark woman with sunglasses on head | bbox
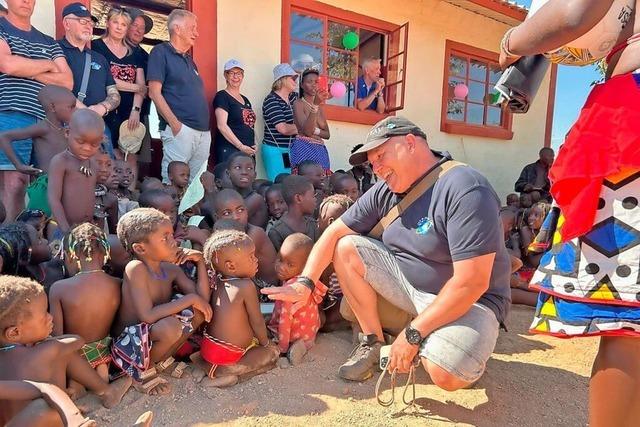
[92,7,146,183]
[213,59,257,164]
[261,63,300,181]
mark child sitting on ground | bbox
[268,233,328,364]
[139,190,209,250]
[113,208,212,394]
[212,189,277,285]
[297,160,327,211]
[506,193,520,210]
[47,109,104,236]
[140,177,164,194]
[265,184,287,232]
[213,161,232,190]
[93,147,118,233]
[0,85,76,217]
[48,223,120,387]
[167,161,190,201]
[113,160,139,219]
[226,153,268,228]
[268,175,319,251]
[197,230,279,387]
[332,173,360,202]
[0,276,131,422]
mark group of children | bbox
[0,85,368,425]
[501,193,551,306]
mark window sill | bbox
[441,122,514,140]
[324,105,394,125]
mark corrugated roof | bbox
[443,0,528,26]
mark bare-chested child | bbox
[0,276,131,426]
[331,173,360,202]
[93,147,118,233]
[226,153,269,228]
[139,190,209,250]
[198,230,279,387]
[48,223,120,392]
[167,161,190,201]
[212,189,277,285]
[47,109,104,235]
[0,85,76,217]
[113,208,212,394]
[112,160,139,219]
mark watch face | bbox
[406,327,422,345]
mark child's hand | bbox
[16,164,43,176]
[190,295,213,322]
[175,248,204,264]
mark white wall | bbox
[32,0,56,37]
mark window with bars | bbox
[441,40,513,140]
[283,1,408,124]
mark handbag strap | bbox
[368,160,465,239]
[77,51,92,104]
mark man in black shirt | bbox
[514,147,554,202]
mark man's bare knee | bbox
[334,237,365,276]
[423,358,473,392]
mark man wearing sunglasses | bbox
[58,3,120,120]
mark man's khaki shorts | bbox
[340,235,500,383]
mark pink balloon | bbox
[330,81,347,98]
[454,83,469,99]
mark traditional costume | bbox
[200,333,259,377]
[80,336,112,369]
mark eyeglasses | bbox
[227,71,244,77]
[66,17,95,27]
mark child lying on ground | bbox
[0,275,131,425]
[212,189,277,285]
[113,208,212,394]
[48,223,120,390]
[48,109,104,235]
[197,230,279,387]
[268,233,327,365]
[0,85,76,217]
[268,175,319,251]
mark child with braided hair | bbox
[48,223,120,388]
[195,230,279,387]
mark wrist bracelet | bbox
[500,27,517,57]
[296,276,315,292]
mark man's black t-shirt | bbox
[340,151,512,323]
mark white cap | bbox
[224,59,244,72]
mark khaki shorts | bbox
[342,235,500,383]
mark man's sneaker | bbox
[338,333,383,381]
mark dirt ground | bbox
[78,305,598,426]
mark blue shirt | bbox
[58,38,114,108]
[147,42,209,131]
[341,152,512,323]
[357,76,379,111]
[0,17,65,119]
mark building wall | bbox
[32,0,56,37]
[217,0,550,198]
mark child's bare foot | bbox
[100,376,132,408]
[133,411,154,427]
[202,375,239,388]
[287,340,307,366]
[67,380,87,401]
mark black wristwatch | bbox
[405,325,423,346]
[296,276,315,292]
[133,106,141,112]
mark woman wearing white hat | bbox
[213,59,257,164]
[261,63,299,180]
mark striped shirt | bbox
[262,91,297,148]
[0,18,65,119]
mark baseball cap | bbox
[62,2,98,23]
[348,116,427,166]
[272,63,298,83]
[224,59,244,72]
[127,7,153,34]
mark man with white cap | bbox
[213,59,257,164]
[148,9,210,182]
[261,63,299,180]
[263,116,511,390]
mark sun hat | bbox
[348,116,427,166]
[127,7,153,34]
[272,63,298,84]
[118,120,146,160]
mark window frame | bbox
[440,40,513,140]
[282,0,406,125]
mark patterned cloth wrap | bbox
[80,336,112,369]
[268,277,328,353]
[290,135,331,175]
[201,333,259,377]
[111,323,151,381]
[26,174,51,216]
[528,71,640,338]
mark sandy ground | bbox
[78,305,598,426]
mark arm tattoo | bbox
[102,85,121,112]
